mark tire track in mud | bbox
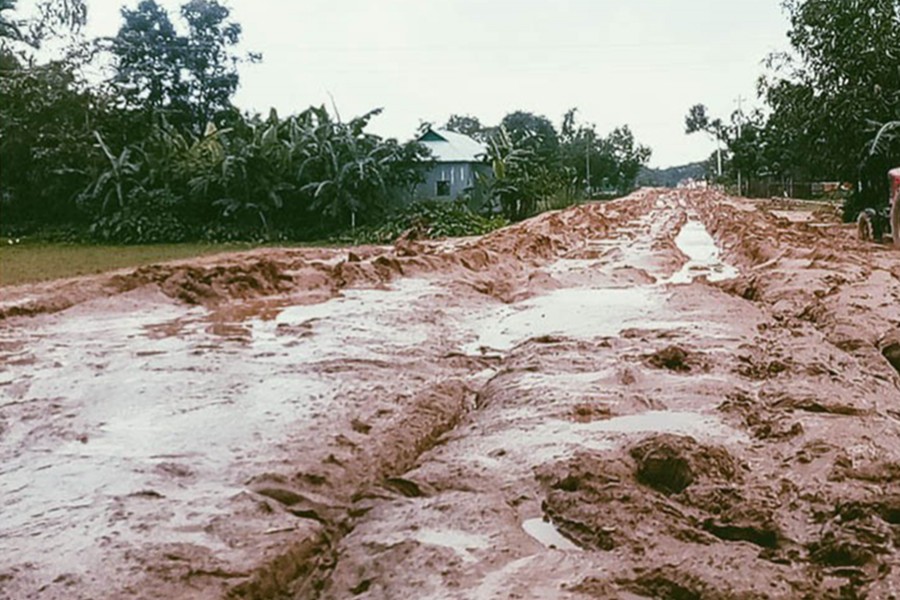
[230,380,479,599]
[227,194,675,599]
[305,191,900,600]
[305,192,762,599]
[0,194,657,600]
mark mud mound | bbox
[718,392,805,442]
[644,345,705,373]
[476,203,612,262]
[694,192,900,371]
[629,434,739,495]
[801,497,899,587]
[879,328,900,376]
[530,430,847,596]
[536,435,742,550]
[618,565,776,600]
[116,259,296,305]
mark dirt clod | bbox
[630,434,738,495]
[646,345,693,372]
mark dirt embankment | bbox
[695,191,900,385]
[0,198,631,322]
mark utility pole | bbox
[735,94,745,196]
[585,129,592,198]
[716,125,723,179]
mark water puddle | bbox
[522,518,580,551]
[518,411,743,451]
[582,410,742,439]
[461,213,739,355]
[670,220,738,284]
[251,278,436,361]
[462,409,746,482]
[462,286,662,353]
[414,528,489,563]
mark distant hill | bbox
[637,161,707,188]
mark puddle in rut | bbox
[522,518,580,551]
[670,220,738,284]
[455,410,746,482]
[462,286,662,353]
[462,216,737,355]
[414,529,489,563]
[510,411,743,453]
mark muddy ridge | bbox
[0,200,623,321]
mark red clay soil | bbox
[2,189,900,599]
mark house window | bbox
[436,180,451,197]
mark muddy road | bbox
[3,189,900,599]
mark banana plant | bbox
[869,120,900,157]
[80,131,140,213]
[482,125,544,220]
[296,106,413,229]
[190,109,295,234]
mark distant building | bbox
[414,129,489,200]
[678,178,708,189]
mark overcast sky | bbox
[83,0,791,167]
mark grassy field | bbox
[0,241,258,286]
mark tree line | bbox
[0,0,652,244]
[442,110,651,220]
[685,0,899,219]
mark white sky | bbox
[81,0,791,167]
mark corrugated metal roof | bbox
[417,129,486,163]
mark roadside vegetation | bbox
[0,0,652,258]
[683,0,899,219]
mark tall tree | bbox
[598,125,652,194]
[560,109,652,196]
[0,0,86,46]
[760,0,900,214]
[684,103,727,177]
[0,52,99,222]
[107,0,254,131]
[500,110,561,166]
[180,0,250,127]
[108,1,183,116]
[444,114,485,140]
[0,0,23,42]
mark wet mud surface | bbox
[3,189,900,599]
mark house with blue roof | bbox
[414,128,489,200]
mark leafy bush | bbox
[88,188,193,243]
[197,221,273,244]
[0,51,97,224]
[342,200,508,244]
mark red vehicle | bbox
[857,167,900,245]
